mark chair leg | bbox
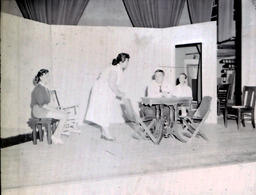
[241,113,246,127]
[38,124,43,142]
[252,111,255,128]
[223,109,227,128]
[237,109,241,130]
[53,122,57,134]
[46,123,52,144]
[32,125,37,145]
[197,132,208,141]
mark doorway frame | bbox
[175,42,203,103]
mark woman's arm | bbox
[108,70,124,98]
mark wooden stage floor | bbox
[1,119,256,194]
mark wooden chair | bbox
[120,98,164,144]
[27,118,59,144]
[217,84,231,127]
[174,96,212,143]
[226,86,256,129]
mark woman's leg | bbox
[47,110,68,143]
[101,126,115,141]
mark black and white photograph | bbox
[1,0,256,194]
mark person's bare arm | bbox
[108,70,125,98]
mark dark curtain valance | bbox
[15,0,90,25]
[187,0,214,23]
[122,0,186,28]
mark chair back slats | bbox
[217,84,230,109]
[193,96,212,120]
[242,86,256,108]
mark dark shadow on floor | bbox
[0,132,34,148]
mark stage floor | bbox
[2,119,256,193]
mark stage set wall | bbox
[1,13,217,137]
[242,0,256,87]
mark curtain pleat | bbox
[218,0,235,42]
[187,0,213,102]
[187,0,214,23]
[122,0,186,28]
[15,0,90,25]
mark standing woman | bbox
[85,53,130,141]
[31,69,68,144]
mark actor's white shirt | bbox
[174,84,192,98]
[147,80,170,98]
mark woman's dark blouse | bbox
[30,84,51,108]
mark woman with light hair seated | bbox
[174,73,192,98]
[174,73,192,116]
[147,69,169,98]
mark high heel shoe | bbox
[100,135,115,141]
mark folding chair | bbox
[120,98,165,144]
[174,96,212,143]
[51,90,80,133]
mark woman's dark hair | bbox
[176,73,188,85]
[33,69,49,85]
[152,69,165,80]
[112,53,130,65]
[180,73,187,79]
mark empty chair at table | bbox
[173,96,212,143]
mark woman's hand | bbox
[116,91,125,100]
[162,91,169,97]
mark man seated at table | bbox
[173,73,192,116]
[140,69,170,120]
[147,69,169,98]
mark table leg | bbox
[156,105,160,120]
[174,104,178,122]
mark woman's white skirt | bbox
[85,80,124,127]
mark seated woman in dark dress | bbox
[31,69,68,144]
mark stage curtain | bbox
[186,0,213,103]
[122,0,185,27]
[15,0,89,25]
[218,0,235,42]
[187,0,214,23]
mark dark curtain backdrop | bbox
[218,0,235,42]
[187,0,213,102]
[187,0,214,23]
[122,0,186,28]
[15,0,90,25]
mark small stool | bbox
[27,118,59,145]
